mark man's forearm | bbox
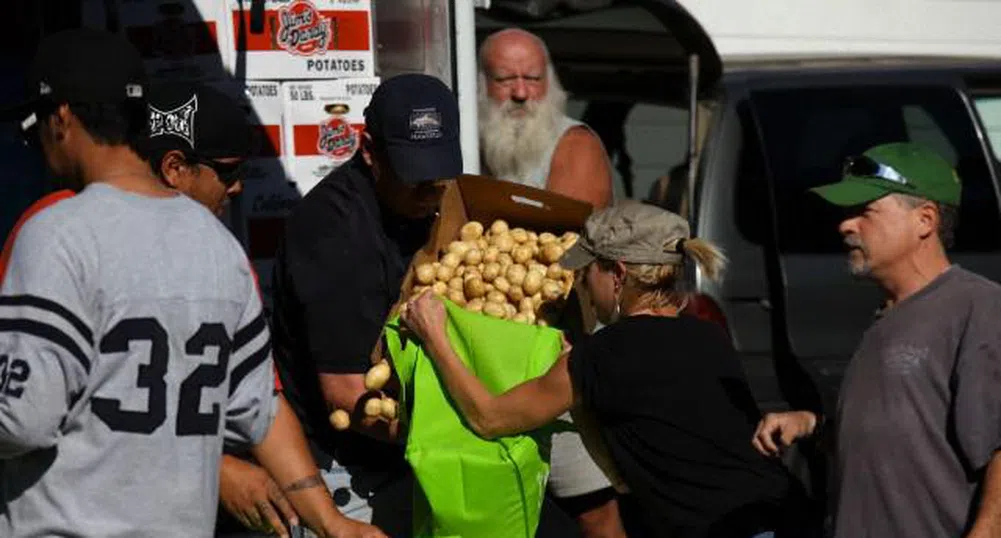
[968,451,1001,538]
[249,396,349,535]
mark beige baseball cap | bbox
[559,201,689,270]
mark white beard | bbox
[478,72,567,184]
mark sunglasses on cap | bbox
[189,155,246,188]
[842,155,913,188]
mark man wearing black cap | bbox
[271,73,462,534]
[144,83,387,538]
[0,29,276,537]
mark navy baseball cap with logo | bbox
[0,28,147,132]
[364,74,462,184]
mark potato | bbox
[504,303,517,319]
[487,290,507,305]
[466,298,485,313]
[542,280,563,301]
[532,293,543,309]
[447,289,466,305]
[519,297,535,313]
[483,302,506,319]
[493,276,511,294]
[482,262,502,282]
[490,219,509,235]
[512,245,533,264]
[448,240,471,257]
[537,318,549,327]
[380,398,398,420]
[483,246,500,264]
[477,238,489,250]
[463,267,482,282]
[492,233,515,253]
[528,262,547,275]
[506,264,527,287]
[464,248,483,266]
[329,409,351,431]
[416,263,436,285]
[460,221,484,241]
[432,281,449,296]
[510,228,529,243]
[435,264,454,282]
[484,283,495,293]
[412,285,430,295]
[530,243,540,258]
[364,397,383,417]
[541,243,564,264]
[527,231,538,243]
[441,252,462,269]
[522,271,544,295]
[507,285,525,303]
[547,263,564,280]
[365,360,392,390]
[464,277,487,299]
[498,253,514,267]
[538,232,557,245]
[513,312,530,324]
[448,276,464,292]
[455,265,466,277]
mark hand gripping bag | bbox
[384,300,564,538]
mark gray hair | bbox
[894,193,959,248]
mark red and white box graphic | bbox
[82,0,232,82]
[282,77,380,195]
[229,0,374,80]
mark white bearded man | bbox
[477,28,625,538]
[478,28,613,210]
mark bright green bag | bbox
[384,300,564,538]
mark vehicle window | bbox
[973,96,1001,157]
[747,86,1000,253]
[567,99,688,201]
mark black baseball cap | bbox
[364,74,462,184]
[0,28,147,131]
[146,82,252,160]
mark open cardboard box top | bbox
[372,174,596,363]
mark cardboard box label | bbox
[282,78,379,195]
[83,0,232,82]
[230,0,374,80]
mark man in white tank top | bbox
[477,28,623,538]
[478,28,613,210]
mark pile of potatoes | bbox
[411,219,579,326]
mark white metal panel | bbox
[679,0,1001,60]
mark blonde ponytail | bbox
[678,237,727,283]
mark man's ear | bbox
[47,104,74,142]
[916,202,939,241]
[158,150,190,188]
[359,132,375,167]
[613,260,628,289]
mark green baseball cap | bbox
[559,201,688,270]
[810,142,961,207]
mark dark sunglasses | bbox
[190,155,246,188]
[842,155,913,189]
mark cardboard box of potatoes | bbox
[330,174,595,431]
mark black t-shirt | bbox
[569,315,796,537]
[270,156,432,470]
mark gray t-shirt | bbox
[835,266,1001,538]
[0,183,277,537]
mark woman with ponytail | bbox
[403,201,809,538]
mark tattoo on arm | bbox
[283,474,326,493]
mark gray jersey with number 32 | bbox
[0,183,277,537]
